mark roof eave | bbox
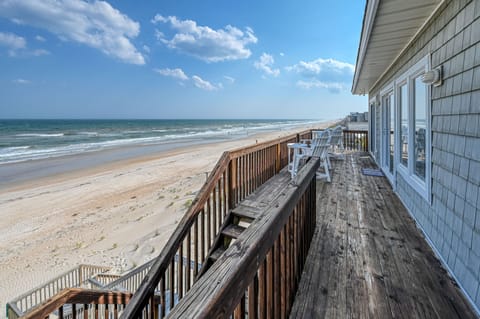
[351,0,380,95]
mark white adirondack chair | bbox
[287,130,331,182]
[328,126,345,160]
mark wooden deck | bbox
[290,153,477,319]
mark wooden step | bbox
[222,224,246,239]
[210,246,227,261]
[231,204,262,220]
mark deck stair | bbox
[196,168,291,279]
[196,198,258,278]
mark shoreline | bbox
[0,121,335,316]
[0,121,330,192]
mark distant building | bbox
[353,0,480,313]
[347,111,369,123]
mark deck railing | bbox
[167,158,319,319]
[6,264,110,319]
[20,288,134,319]
[9,131,332,319]
[343,129,368,152]
[120,129,312,318]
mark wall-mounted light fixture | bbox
[421,66,443,87]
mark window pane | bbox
[414,77,426,180]
[389,94,394,174]
[399,84,408,167]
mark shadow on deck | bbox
[290,153,477,319]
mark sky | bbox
[0,0,367,120]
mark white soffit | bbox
[352,0,442,95]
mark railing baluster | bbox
[274,238,280,319]
[193,217,199,278]
[160,274,166,318]
[259,261,266,319]
[266,249,273,319]
[206,198,212,251]
[186,229,191,290]
[248,276,258,319]
[169,259,175,311]
[200,209,205,264]
[178,242,184,299]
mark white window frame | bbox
[395,78,408,172]
[380,82,395,187]
[394,55,431,203]
[368,96,377,158]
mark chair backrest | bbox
[329,126,343,146]
[310,135,330,158]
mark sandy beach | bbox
[0,121,333,315]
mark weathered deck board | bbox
[289,153,477,319]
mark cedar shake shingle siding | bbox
[368,0,480,310]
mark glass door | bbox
[382,92,395,183]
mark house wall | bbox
[369,0,480,310]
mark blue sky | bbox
[0,0,367,120]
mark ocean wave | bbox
[0,146,31,154]
[78,131,99,136]
[16,133,64,137]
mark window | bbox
[389,94,395,175]
[392,55,431,202]
[369,99,376,155]
[414,76,426,181]
[399,84,408,167]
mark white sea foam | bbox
[16,133,64,137]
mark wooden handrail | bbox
[121,129,313,318]
[167,158,319,318]
[22,288,133,319]
[7,264,111,318]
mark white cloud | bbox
[154,68,189,81]
[0,0,145,65]
[32,49,50,56]
[287,58,354,78]
[152,14,257,62]
[154,29,165,40]
[280,52,284,57]
[35,35,46,42]
[254,53,280,77]
[151,14,167,24]
[287,58,354,92]
[192,75,218,91]
[12,78,30,84]
[0,31,26,55]
[296,80,345,93]
[143,45,150,53]
[223,76,235,83]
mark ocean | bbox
[0,119,324,187]
[0,119,318,165]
